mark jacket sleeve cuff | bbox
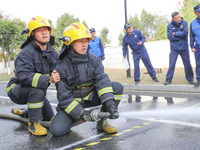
[67,104,84,120]
[36,75,50,89]
[100,93,115,104]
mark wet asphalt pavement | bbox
[0,81,200,150]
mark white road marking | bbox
[0,95,58,107]
[0,96,9,99]
[54,133,104,150]
[140,117,200,128]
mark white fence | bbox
[0,61,14,74]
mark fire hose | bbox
[0,109,119,128]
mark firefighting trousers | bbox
[49,81,124,137]
[166,49,193,82]
[7,84,54,122]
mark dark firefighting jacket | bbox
[6,40,58,93]
[55,46,114,119]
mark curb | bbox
[123,84,200,93]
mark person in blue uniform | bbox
[88,28,105,60]
[122,23,159,85]
[190,4,200,87]
[164,12,194,85]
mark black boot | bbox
[164,79,171,85]
[194,81,200,87]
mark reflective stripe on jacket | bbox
[55,49,114,119]
[8,41,58,90]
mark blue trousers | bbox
[194,48,200,81]
[133,50,156,81]
[166,49,193,81]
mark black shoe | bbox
[194,81,200,87]
[152,77,159,82]
[188,80,194,84]
[164,80,171,85]
[135,80,140,85]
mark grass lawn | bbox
[0,67,196,85]
[0,73,14,81]
[105,67,197,85]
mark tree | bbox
[118,10,169,44]
[52,13,79,51]
[99,27,110,47]
[82,20,88,29]
[129,14,141,30]
[154,14,169,40]
[118,32,124,46]
[179,0,199,25]
[140,9,155,39]
[0,18,26,74]
[155,24,168,40]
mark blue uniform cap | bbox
[124,23,131,30]
[89,28,95,33]
[194,4,200,12]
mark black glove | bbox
[104,100,119,119]
[107,105,118,119]
[101,56,105,61]
[80,110,95,122]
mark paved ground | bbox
[0,81,200,150]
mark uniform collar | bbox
[127,31,134,37]
[172,19,182,27]
[68,50,89,64]
[31,41,53,53]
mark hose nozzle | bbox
[89,110,119,121]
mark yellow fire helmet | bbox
[62,22,92,46]
[25,16,52,37]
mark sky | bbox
[0,0,181,46]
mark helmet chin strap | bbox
[33,36,48,46]
[70,45,80,55]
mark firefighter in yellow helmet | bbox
[49,22,124,137]
[6,16,60,136]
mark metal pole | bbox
[124,0,131,78]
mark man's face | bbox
[34,27,50,44]
[73,38,88,55]
[195,11,200,19]
[90,31,96,38]
[172,14,181,23]
[126,26,133,35]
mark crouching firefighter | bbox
[49,22,124,137]
[6,16,60,136]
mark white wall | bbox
[103,39,196,69]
